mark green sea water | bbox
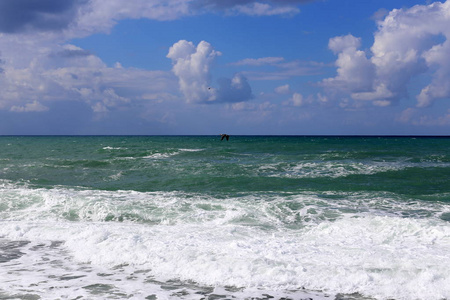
[0,136,449,299]
[1,135,449,195]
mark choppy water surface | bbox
[0,136,449,299]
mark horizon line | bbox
[1,134,449,138]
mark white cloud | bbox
[283,92,314,107]
[290,93,304,107]
[398,108,450,126]
[0,36,177,113]
[322,0,450,109]
[351,83,394,102]
[0,1,300,114]
[167,40,220,103]
[0,0,192,40]
[328,34,362,54]
[230,100,274,112]
[72,0,191,38]
[317,93,329,104]
[322,34,375,94]
[0,0,313,38]
[397,107,417,123]
[10,100,49,112]
[167,40,252,104]
[275,84,290,94]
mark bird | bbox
[220,134,229,141]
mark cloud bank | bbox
[0,0,313,37]
[323,0,450,108]
[0,0,274,115]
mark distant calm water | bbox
[0,136,449,300]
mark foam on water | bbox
[0,236,331,300]
[1,215,449,299]
[102,146,128,150]
[1,181,450,299]
[143,148,204,160]
[179,149,204,152]
[2,180,449,225]
[257,159,450,179]
[143,152,178,159]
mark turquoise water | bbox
[0,136,449,299]
[2,136,448,195]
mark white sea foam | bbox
[142,148,203,160]
[108,171,123,181]
[143,152,179,159]
[258,160,409,178]
[265,159,450,179]
[179,148,204,152]
[1,181,450,299]
[0,214,449,300]
[102,146,127,150]
[1,179,449,226]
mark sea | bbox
[0,135,449,300]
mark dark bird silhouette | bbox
[220,134,229,141]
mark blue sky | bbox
[0,0,449,135]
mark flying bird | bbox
[220,134,229,141]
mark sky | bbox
[0,0,449,135]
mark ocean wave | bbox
[142,152,176,159]
[1,180,448,228]
[1,180,450,299]
[257,160,450,179]
[102,146,128,150]
[143,148,204,160]
[0,214,449,300]
[179,148,204,152]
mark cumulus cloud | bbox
[322,0,450,108]
[167,40,220,103]
[322,34,375,94]
[167,40,252,104]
